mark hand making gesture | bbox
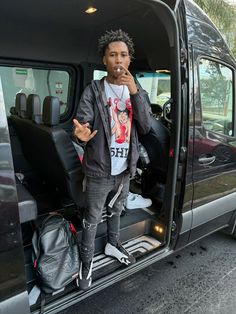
[73,119,97,142]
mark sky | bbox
[224,0,236,5]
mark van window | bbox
[199,59,233,136]
[0,66,70,116]
[135,71,171,106]
[93,70,107,80]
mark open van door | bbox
[0,0,183,312]
[185,1,236,242]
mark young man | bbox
[73,29,151,290]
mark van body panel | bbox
[178,0,236,241]
[189,211,234,243]
[185,0,236,64]
[192,192,236,229]
[180,211,192,234]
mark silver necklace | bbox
[107,81,126,111]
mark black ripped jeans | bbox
[80,172,130,264]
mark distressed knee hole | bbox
[82,219,97,230]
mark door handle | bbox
[198,155,216,165]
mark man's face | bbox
[103,41,131,78]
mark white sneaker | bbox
[104,242,136,265]
[125,192,152,210]
[77,260,93,290]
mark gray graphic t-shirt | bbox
[104,80,132,175]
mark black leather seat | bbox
[138,116,170,202]
[9,94,38,222]
[10,94,85,210]
[9,93,33,165]
[139,116,170,181]
[16,178,37,223]
[8,93,33,174]
[27,96,85,209]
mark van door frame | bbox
[148,0,182,249]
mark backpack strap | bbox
[40,212,63,229]
[39,292,46,314]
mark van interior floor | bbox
[24,206,164,310]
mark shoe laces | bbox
[82,261,92,277]
[116,242,129,255]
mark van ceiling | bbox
[0,0,173,70]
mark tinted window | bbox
[93,70,107,80]
[199,59,233,136]
[135,71,171,106]
[0,66,70,116]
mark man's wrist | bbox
[74,136,87,147]
[129,88,139,95]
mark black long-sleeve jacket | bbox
[76,78,152,178]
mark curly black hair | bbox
[98,29,134,59]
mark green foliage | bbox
[194,0,236,57]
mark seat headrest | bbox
[42,96,60,126]
[26,94,41,120]
[15,93,27,117]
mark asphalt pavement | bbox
[59,231,236,314]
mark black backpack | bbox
[32,213,79,294]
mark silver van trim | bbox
[181,192,236,233]
[192,192,236,228]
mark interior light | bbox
[85,7,97,14]
[154,225,164,234]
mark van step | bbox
[77,208,158,255]
[25,210,160,285]
[29,234,161,311]
[93,235,161,279]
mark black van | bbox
[0,0,236,313]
